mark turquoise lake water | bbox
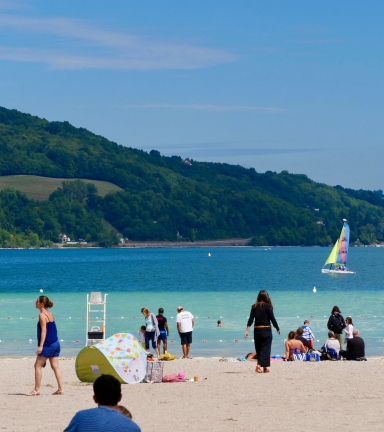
[0,247,383,357]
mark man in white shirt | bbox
[176,306,194,359]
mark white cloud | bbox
[122,103,283,113]
[0,13,236,70]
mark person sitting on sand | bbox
[339,329,365,360]
[285,331,306,360]
[295,327,311,351]
[64,375,141,431]
[322,330,341,358]
[245,352,258,362]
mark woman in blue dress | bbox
[26,295,63,396]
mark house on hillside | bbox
[182,159,192,166]
[59,233,70,243]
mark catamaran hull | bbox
[321,269,355,274]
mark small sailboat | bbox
[322,219,355,274]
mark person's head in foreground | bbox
[353,329,360,337]
[64,374,141,431]
[303,320,310,325]
[140,325,146,332]
[296,327,304,336]
[117,405,132,419]
[141,308,150,317]
[93,374,122,407]
[346,316,353,325]
[331,305,341,314]
[158,307,164,314]
[328,330,335,339]
[177,306,183,312]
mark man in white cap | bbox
[176,306,194,359]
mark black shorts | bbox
[180,331,192,345]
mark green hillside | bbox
[0,105,383,247]
[0,175,122,201]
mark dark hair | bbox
[93,375,121,406]
[288,331,296,340]
[346,316,353,325]
[303,320,309,325]
[254,290,273,310]
[332,305,340,314]
[117,405,132,419]
[158,308,164,314]
[140,325,146,331]
[296,327,304,336]
[245,352,257,360]
[38,296,54,308]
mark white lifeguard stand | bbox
[86,292,108,346]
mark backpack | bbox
[330,314,346,333]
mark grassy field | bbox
[0,175,122,201]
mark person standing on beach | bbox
[141,308,160,357]
[244,290,280,373]
[327,306,346,350]
[156,308,169,354]
[176,306,194,359]
[26,295,63,396]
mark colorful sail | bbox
[324,239,339,266]
[322,221,354,274]
[336,222,350,265]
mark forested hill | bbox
[0,105,383,247]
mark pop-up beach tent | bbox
[76,333,147,384]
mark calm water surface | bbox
[0,247,383,357]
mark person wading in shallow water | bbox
[176,306,194,359]
[244,290,280,373]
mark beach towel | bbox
[162,374,185,382]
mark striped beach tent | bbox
[76,333,147,384]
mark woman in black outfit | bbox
[244,290,280,373]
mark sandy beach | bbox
[1,356,384,431]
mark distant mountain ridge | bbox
[0,105,383,247]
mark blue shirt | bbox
[64,406,141,432]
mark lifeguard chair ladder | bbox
[86,292,108,346]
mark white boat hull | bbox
[321,269,355,274]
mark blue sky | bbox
[1,1,383,190]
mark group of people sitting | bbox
[285,327,366,361]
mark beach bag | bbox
[305,352,320,362]
[144,361,164,383]
[320,345,338,361]
[293,349,306,361]
[159,351,175,361]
